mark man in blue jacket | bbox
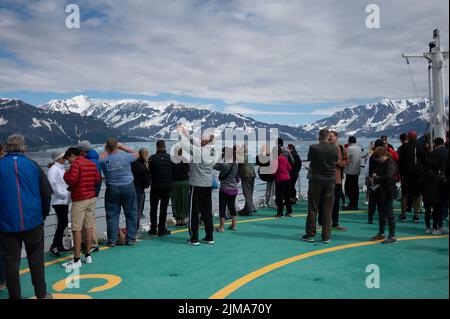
[0,134,53,299]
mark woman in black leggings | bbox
[47,151,72,257]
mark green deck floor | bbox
[1,198,448,299]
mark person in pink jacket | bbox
[274,147,293,218]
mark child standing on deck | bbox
[274,146,293,218]
[214,146,239,232]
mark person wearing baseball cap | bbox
[47,150,72,257]
[75,141,102,254]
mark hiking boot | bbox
[371,234,386,241]
[301,234,315,242]
[382,237,398,244]
[49,246,61,258]
[158,229,171,237]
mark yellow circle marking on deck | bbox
[52,274,122,293]
[18,209,397,275]
[209,235,448,299]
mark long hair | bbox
[138,148,150,169]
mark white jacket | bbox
[48,162,70,205]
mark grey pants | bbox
[265,180,276,207]
[306,181,335,241]
[241,177,256,212]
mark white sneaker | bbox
[62,259,82,270]
[439,227,449,234]
[84,255,93,264]
[425,228,432,234]
[364,201,369,206]
[432,229,442,235]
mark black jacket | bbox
[428,145,449,173]
[398,140,427,175]
[131,159,151,189]
[149,150,173,189]
[419,168,445,205]
[290,150,302,176]
[172,158,190,182]
[374,157,398,202]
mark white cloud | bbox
[0,0,448,105]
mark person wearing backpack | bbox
[287,144,302,204]
[256,144,276,208]
[131,148,151,232]
[214,146,239,232]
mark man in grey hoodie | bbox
[344,136,362,210]
[178,125,220,246]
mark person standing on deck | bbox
[344,136,362,210]
[302,129,338,244]
[398,131,427,223]
[76,141,102,254]
[274,146,293,218]
[325,131,348,232]
[369,146,398,244]
[62,147,101,269]
[171,147,190,228]
[237,145,257,216]
[148,140,173,237]
[0,135,53,299]
[47,150,72,258]
[0,142,4,294]
[287,144,302,205]
[256,145,276,208]
[100,139,139,247]
[131,148,151,233]
[178,125,219,246]
[364,139,385,224]
[214,146,239,232]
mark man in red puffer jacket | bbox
[62,147,101,270]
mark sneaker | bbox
[84,255,93,264]
[432,229,442,235]
[413,217,419,224]
[187,239,200,246]
[321,239,331,244]
[398,215,407,222]
[39,293,53,299]
[274,214,284,218]
[158,229,171,237]
[371,234,386,241]
[368,220,374,225]
[284,214,294,218]
[425,228,432,234]
[201,238,215,245]
[382,237,398,244]
[90,246,99,253]
[49,246,61,258]
[332,225,348,232]
[148,229,158,237]
[301,234,315,242]
[126,240,136,246]
[61,259,82,270]
[439,228,449,234]
[363,201,369,206]
[58,247,72,253]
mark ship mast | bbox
[402,29,449,143]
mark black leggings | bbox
[424,203,443,229]
[276,180,292,216]
[52,205,69,249]
[219,191,237,218]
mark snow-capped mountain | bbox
[39,96,315,141]
[300,98,449,138]
[0,98,135,149]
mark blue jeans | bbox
[105,183,138,245]
[0,239,5,284]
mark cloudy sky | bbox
[0,0,448,124]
